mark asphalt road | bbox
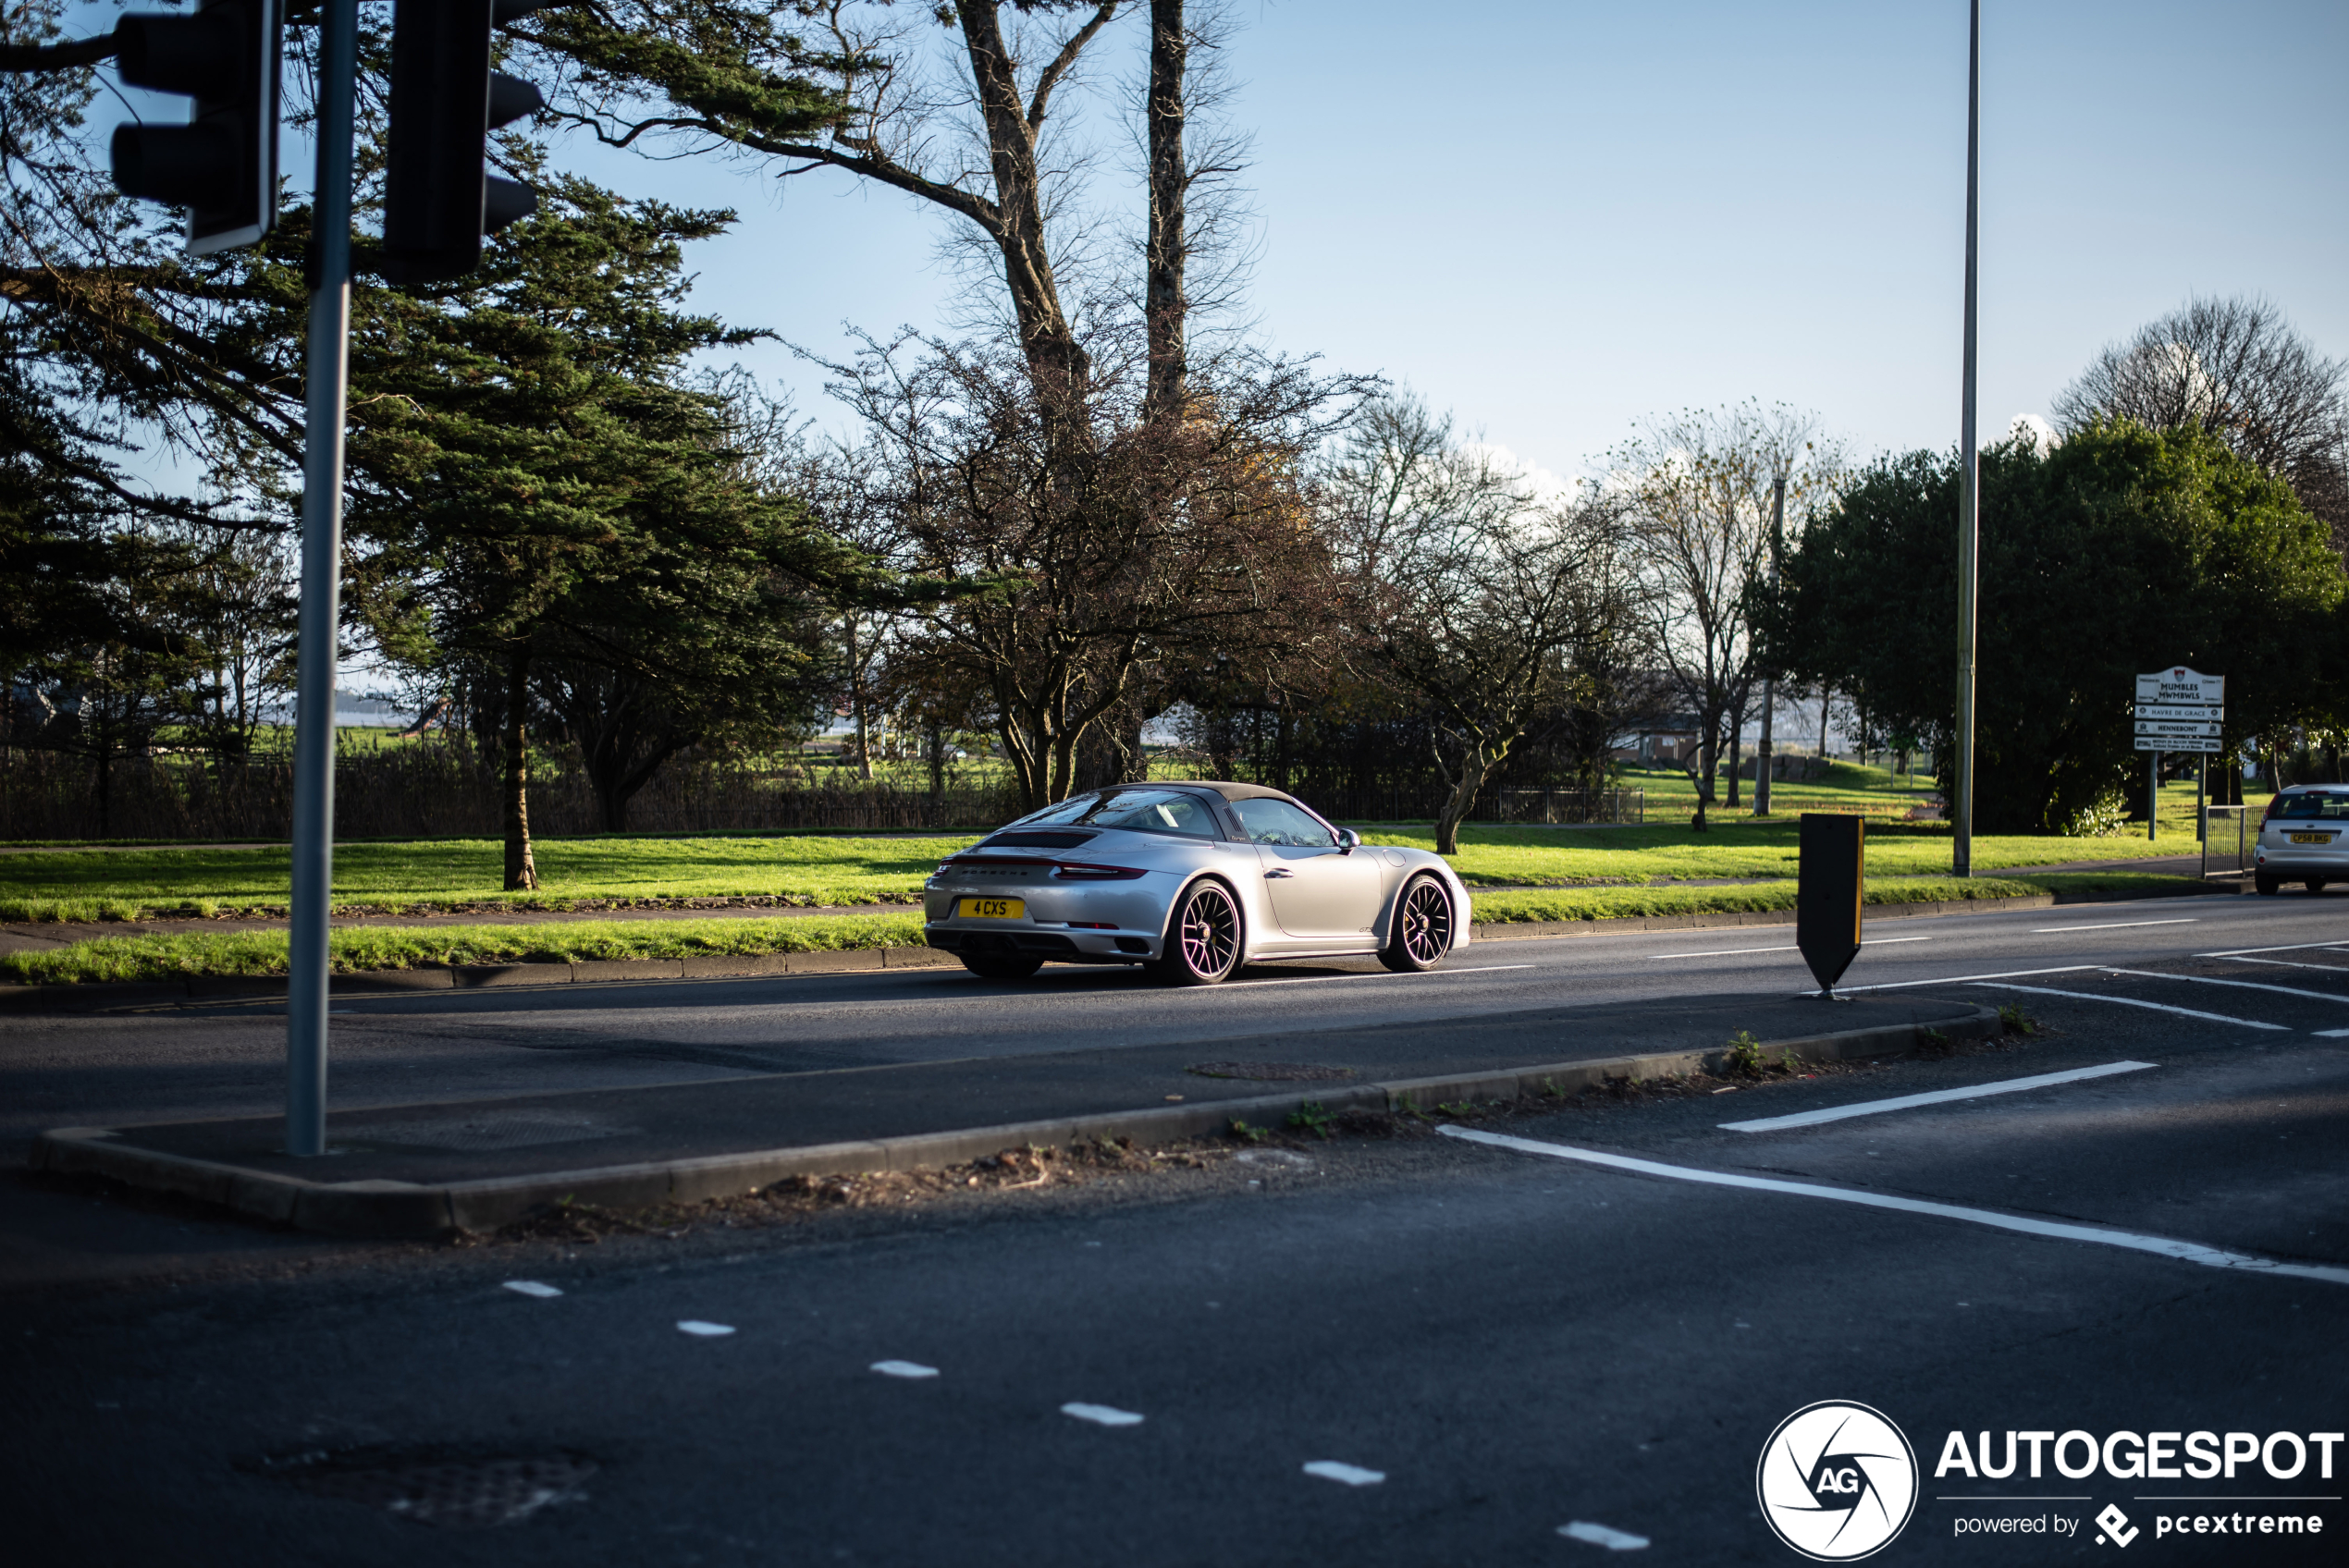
[5,890,2347,1564]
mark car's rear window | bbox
[1010,789,1221,839]
[2275,792,2349,819]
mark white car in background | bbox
[922,781,1472,984]
[2254,784,2349,895]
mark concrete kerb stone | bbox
[35,1006,1999,1239]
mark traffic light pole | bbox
[286,0,359,1157]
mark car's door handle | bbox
[1264,867,1295,879]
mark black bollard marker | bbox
[1798,814,1864,998]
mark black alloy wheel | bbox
[1150,879,1242,986]
[962,954,1044,980]
[1379,875,1454,973]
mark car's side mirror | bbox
[1334,827,1360,854]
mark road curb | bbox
[1467,880,2237,943]
[0,944,962,1012]
[30,1007,2000,1238]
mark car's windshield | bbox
[1010,789,1221,838]
[2275,792,2349,820]
[1232,797,1335,848]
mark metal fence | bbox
[2202,805,2253,877]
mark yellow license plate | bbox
[2289,832,2332,844]
[957,897,1025,919]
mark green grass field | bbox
[0,802,2234,924]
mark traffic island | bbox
[32,993,1998,1238]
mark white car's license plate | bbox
[2288,832,2332,845]
[957,897,1025,919]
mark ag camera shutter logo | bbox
[1756,1401,1919,1561]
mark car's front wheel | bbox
[1379,875,1455,973]
[2256,872,2280,895]
[1150,879,1242,986]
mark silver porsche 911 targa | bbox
[922,781,1471,984]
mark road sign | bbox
[2134,704,2223,722]
[2134,720,2223,739]
[2136,667,2223,705]
[2135,736,2223,753]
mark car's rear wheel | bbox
[961,954,1044,980]
[2306,879,2329,895]
[2256,872,2280,895]
[1150,879,1242,986]
[1379,875,1455,973]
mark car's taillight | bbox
[1052,863,1146,880]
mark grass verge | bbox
[0,913,927,986]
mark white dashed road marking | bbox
[1061,1403,1144,1427]
[1559,1520,1651,1550]
[1966,982,2289,1030]
[502,1280,562,1298]
[1302,1461,1384,1486]
[871,1361,940,1378]
[2029,918,2197,933]
[1835,964,2097,994]
[2218,955,2349,974]
[1719,1061,2157,1133]
[1442,1126,2349,1287]
[1221,964,1531,989]
[1648,937,1933,961]
[677,1320,736,1337]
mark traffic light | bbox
[108,0,282,255]
[380,0,553,283]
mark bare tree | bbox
[2053,294,2349,546]
[1331,396,1645,855]
[1605,403,1833,827]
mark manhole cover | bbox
[1187,1061,1356,1082]
[337,1111,628,1152]
[263,1448,596,1529]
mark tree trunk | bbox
[502,651,539,891]
[1433,747,1493,857]
[1724,700,1745,811]
[1144,0,1187,424]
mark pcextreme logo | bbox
[1757,1401,1921,1561]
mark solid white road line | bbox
[1302,1461,1385,1487]
[1646,937,1931,961]
[2029,918,2197,933]
[1830,964,2099,994]
[1559,1520,1652,1550]
[2200,942,2349,958]
[2218,955,2349,974]
[502,1280,562,1298]
[2100,968,2349,1005]
[871,1360,939,1378]
[1719,1061,2157,1133]
[1061,1403,1144,1427]
[1440,1126,2349,1287]
[1221,963,1532,988]
[1966,982,2289,1030]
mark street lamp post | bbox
[1952,0,1981,880]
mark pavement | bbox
[5,889,2346,1564]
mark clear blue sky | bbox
[539,0,2347,481]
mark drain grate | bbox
[337,1111,629,1152]
[264,1448,596,1529]
[1187,1061,1357,1082]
